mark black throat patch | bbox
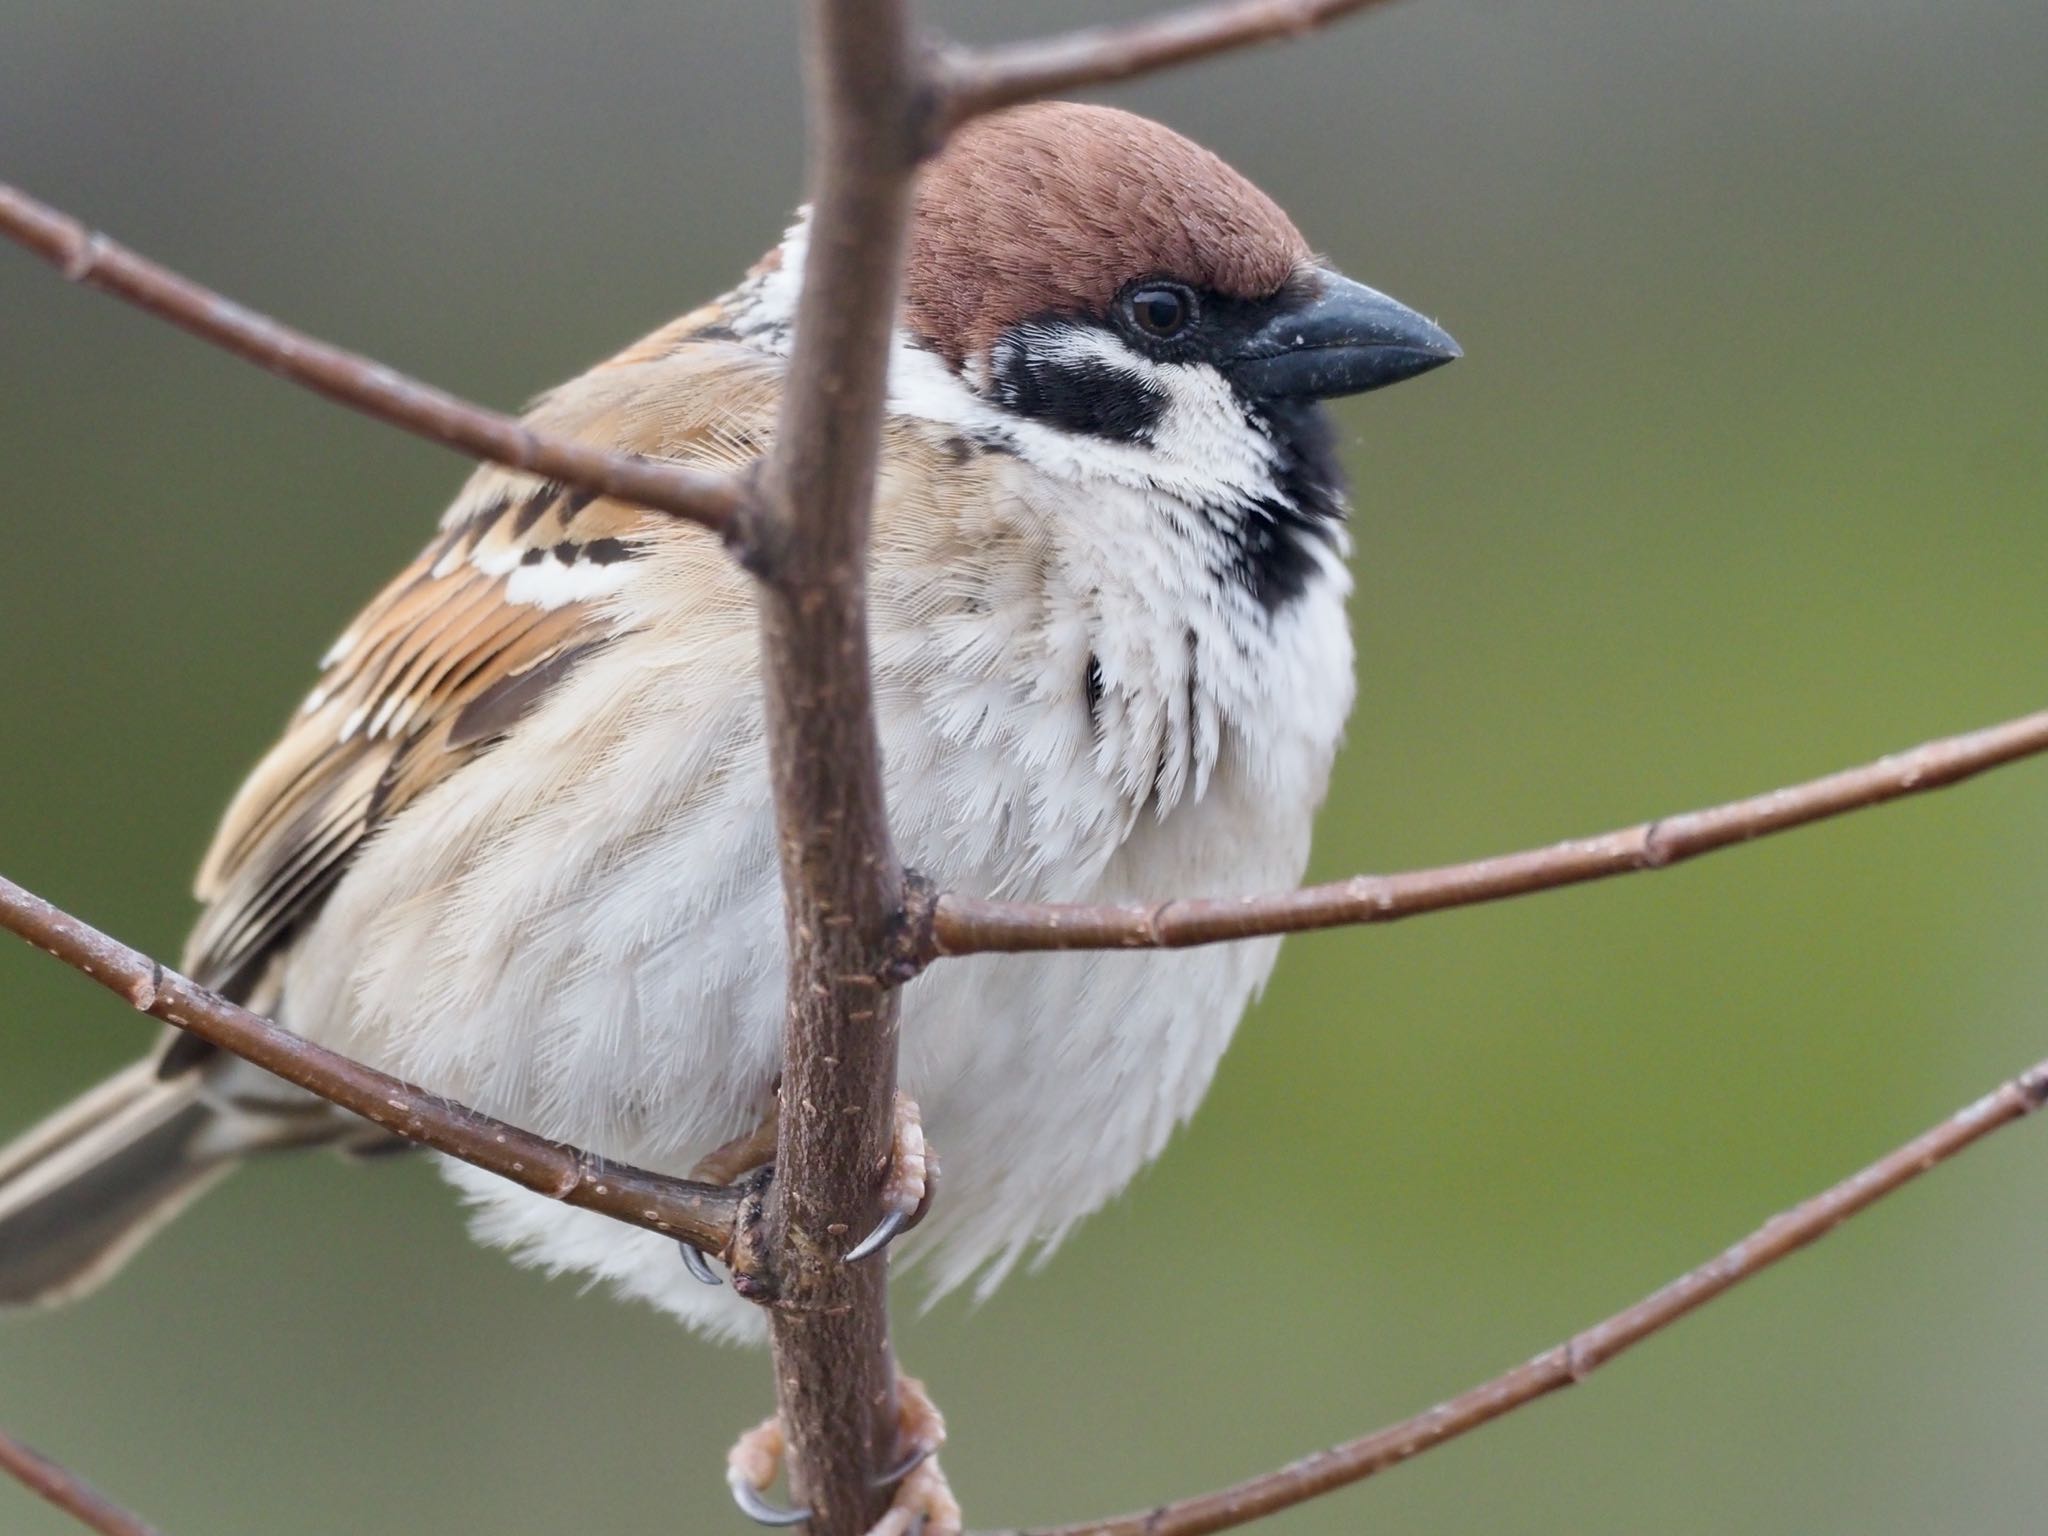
[1211,398,1346,616]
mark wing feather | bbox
[174,329,778,1024]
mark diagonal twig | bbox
[0,183,743,536]
[0,1427,164,1536]
[929,705,2048,956]
[935,0,1408,129]
[0,873,741,1255]
[1000,1053,2048,1536]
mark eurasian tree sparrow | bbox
[0,104,1456,1352]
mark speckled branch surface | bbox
[740,0,926,1528]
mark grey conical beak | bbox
[1227,270,1460,402]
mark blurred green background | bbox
[4,1,2047,1532]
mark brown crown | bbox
[903,102,1312,367]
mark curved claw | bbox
[678,1240,724,1287]
[873,1440,934,1490]
[726,1466,811,1528]
[845,1208,910,1265]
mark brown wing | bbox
[179,487,628,994]
[161,323,777,1075]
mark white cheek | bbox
[1143,362,1278,497]
[738,237,1285,516]
[885,326,1284,513]
[887,341,1000,434]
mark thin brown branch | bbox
[0,1427,163,1536]
[0,183,743,535]
[931,705,2048,956]
[743,2,928,1532]
[0,872,740,1255]
[935,0,1406,129]
[1003,1053,2048,1536]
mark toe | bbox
[878,1376,958,1535]
[727,1414,809,1527]
[867,1453,961,1536]
[847,1093,937,1264]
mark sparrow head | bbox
[903,101,1458,431]
[725,101,1456,613]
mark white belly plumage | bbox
[271,471,1353,1339]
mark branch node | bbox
[2019,1066,2048,1113]
[1636,818,1676,868]
[546,1150,592,1200]
[890,868,942,982]
[123,961,162,1013]
[908,35,963,158]
[1142,901,1176,947]
[726,1164,782,1305]
[723,460,784,581]
[60,230,108,284]
[1562,1336,1595,1383]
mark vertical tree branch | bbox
[745,2,927,1531]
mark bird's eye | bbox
[1126,284,1196,341]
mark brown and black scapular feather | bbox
[160,329,773,1078]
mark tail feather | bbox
[0,1059,172,1189]
[0,1061,232,1308]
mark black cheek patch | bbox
[992,334,1167,444]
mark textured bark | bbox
[744,2,927,1531]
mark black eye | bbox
[1126,284,1196,340]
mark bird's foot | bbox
[726,1374,959,1536]
[683,1091,937,1288]
[679,1112,780,1290]
[846,1092,938,1264]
